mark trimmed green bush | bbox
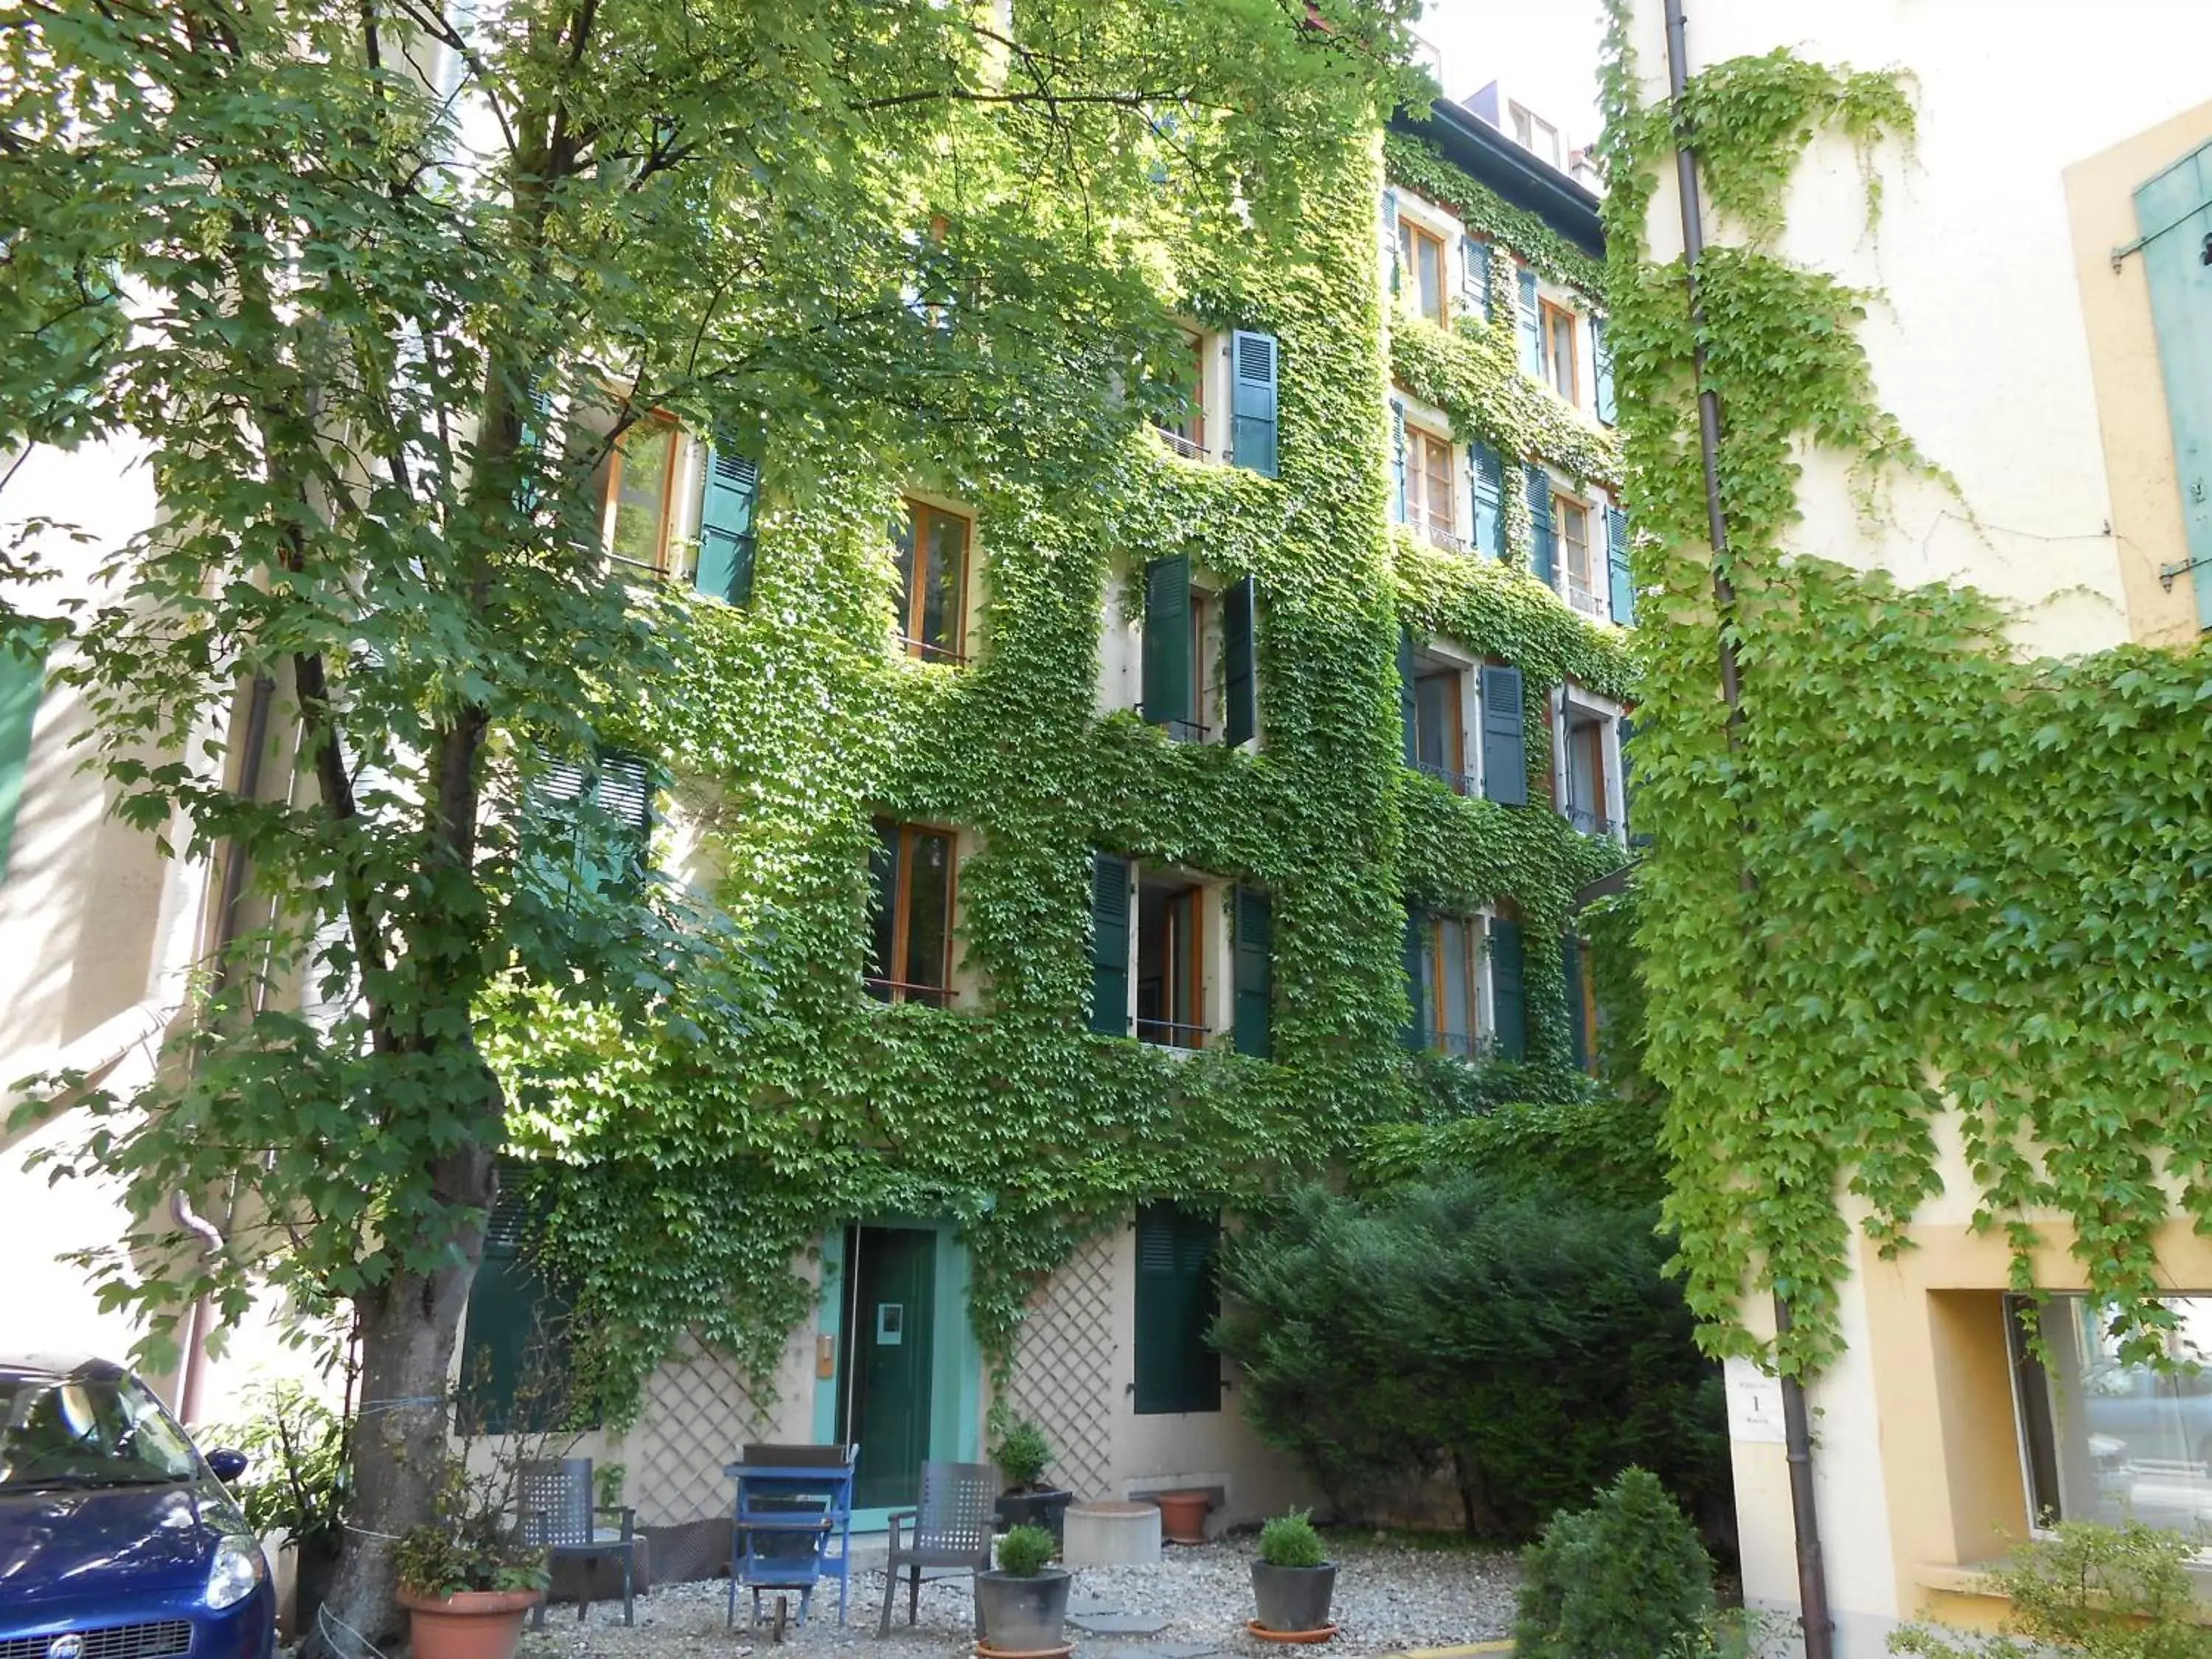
[993,1419,1052,1492]
[1891,1520,2212,1659]
[996,1525,1056,1577]
[1515,1468,1713,1659]
[1258,1510,1326,1569]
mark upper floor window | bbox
[1398,219,1447,323]
[1543,302,1579,404]
[1143,556,1256,748]
[1557,495,1604,619]
[1136,869,1208,1050]
[1404,641,1470,794]
[1089,854,1271,1057]
[599,416,759,603]
[605,417,684,577]
[894,500,970,664]
[866,818,956,1006]
[1416,911,1485,1059]
[1559,700,1619,840]
[1157,330,1208,463]
[1406,424,1459,552]
[1512,104,1562,169]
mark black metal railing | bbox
[1416,760,1472,796]
[1136,1018,1211,1049]
[863,977,956,1009]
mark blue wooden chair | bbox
[723,1442,858,1629]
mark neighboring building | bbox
[1617,2,2212,1652]
[0,86,1633,1562]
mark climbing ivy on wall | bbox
[1601,4,2212,1377]
[488,124,1632,1425]
[1385,132,1606,296]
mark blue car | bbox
[0,1354,275,1656]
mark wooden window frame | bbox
[1412,661,1468,793]
[1407,423,1457,547]
[1188,584,1214,742]
[1556,493,1601,617]
[1136,872,1209,1050]
[867,818,959,1006]
[1398,220,1448,324]
[1425,914,1484,1059]
[897,498,971,664]
[602,415,687,579]
[1541,301,1579,405]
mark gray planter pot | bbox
[1251,1561,1337,1634]
[975,1566,1073,1652]
[995,1488,1076,1545]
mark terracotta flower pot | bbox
[398,1587,544,1659]
[1151,1490,1209,1545]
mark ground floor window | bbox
[457,1174,574,1434]
[2008,1293,2212,1536]
[1134,1203,1220,1414]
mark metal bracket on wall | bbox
[2159,554,2212,591]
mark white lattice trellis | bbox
[1002,1228,1117,1500]
[627,1340,773,1525]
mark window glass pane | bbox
[1169,888,1200,1045]
[1422,434,1453,532]
[866,819,900,1000]
[894,509,919,639]
[2009,1293,2212,1536]
[920,511,966,655]
[1562,502,1590,583]
[1417,234,1444,320]
[902,830,953,1001]
[1415,672,1454,772]
[1439,917,1472,1054]
[610,425,674,568]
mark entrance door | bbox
[839,1225,938,1511]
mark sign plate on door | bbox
[876,1302,903,1345]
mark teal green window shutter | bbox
[1222,574,1258,747]
[1230,330,1279,478]
[1525,466,1556,586]
[1479,664,1527,807]
[529,745,653,899]
[1401,907,1427,1051]
[1562,933,1589,1072]
[1605,505,1634,625]
[458,1173,572,1434]
[1469,442,1505,558]
[2136,139,2212,631]
[1091,852,1132,1035]
[1620,715,1650,850]
[1382,187,1401,296]
[1591,316,1616,425]
[1517,267,1544,378]
[1388,400,1409,524]
[1232,886,1272,1059]
[1461,237,1491,321]
[1489,917,1526,1060]
[0,636,46,883]
[1397,625,1418,767]
[1142,554,1194,730]
[696,439,760,605]
[1134,1203,1220,1413]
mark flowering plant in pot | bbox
[974,1524,1073,1655]
[1250,1510,1335,1640]
[991,1418,1075,1543]
[392,1448,549,1659]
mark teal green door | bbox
[841,1226,937,1510]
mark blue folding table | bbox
[723,1442,859,1629]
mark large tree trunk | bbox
[305,1141,495,1658]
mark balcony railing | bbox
[1564,804,1621,839]
[1567,582,1609,622]
[1416,760,1472,796]
[864,976,956,1008]
[1425,1029,1498,1062]
[1152,427,1217,465]
[1137,1017,1211,1050]
[1421,521,1471,557]
[896,635,970,666]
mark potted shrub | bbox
[1249,1510,1336,1641]
[215,1382,350,1638]
[974,1524,1072,1655]
[393,1451,549,1659]
[991,1419,1075,1543]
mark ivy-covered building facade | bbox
[442,92,1637,1555]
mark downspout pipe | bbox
[1659,4,1835,1657]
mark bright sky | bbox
[1413,0,1607,156]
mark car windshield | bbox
[0,1374,201,1491]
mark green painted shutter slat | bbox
[1461,237,1490,322]
[1143,554,1193,729]
[1232,886,1272,1059]
[459,1171,570,1434]
[1230,330,1279,478]
[1606,505,1635,625]
[1479,664,1527,807]
[0,637,46,883]
[1091,852,1132,1035]
[1222,574,1258,748]
[1562,933,1588,1073]
[1591,316,1616,425]
[1517,267,1543,378]
[1397,625,1419,767]
[1469,442,1505,558]
[1389,400,1409,524]
[696,439,760,605]
[1382,187,1401,296]
[1525,466,1555,586]
[1490,917,1526,1060]
[1134,1203,1220,1413]
[1401,907,1426,1051]
[2137,139,2212,632]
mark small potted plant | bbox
[974,1524,1072,1655]
[1248,1509,1336,1642]
[393,1451,549,1659]
[992,1419,1075,1543]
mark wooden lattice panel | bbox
[1003,1228,1117,1500]
[627,1340,772,1525]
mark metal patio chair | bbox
[518,1456,636,1627]
[877,1459,995,1637]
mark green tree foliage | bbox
[1214,1175,1727,1541]
[1,0,1422,1639]
[1891,1521,2212,1659]
[1514,1468,1715,1659]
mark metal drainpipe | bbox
[1659,3,1835,1655]
[175,672,276,1425]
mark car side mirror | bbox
[206,1448,248,1482]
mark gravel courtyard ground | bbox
[518,1536,1519,1659]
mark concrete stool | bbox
[1062,1500,1161,1567]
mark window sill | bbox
[1912,1563,2004,1599]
